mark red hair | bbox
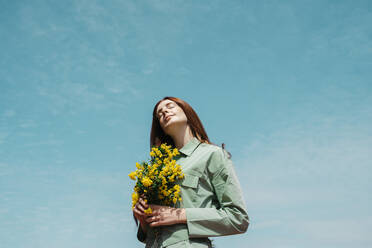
[134,97,231,227]
[150,96,211,149]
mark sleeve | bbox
[185,148,250,238]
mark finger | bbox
[139,198,149,208]
[147,215,160,226]
[134,204,147,215]
[147,213,161,221]
[136,203,145,213]
[138,198,145,208]
[149,221,161,227]
[133,208,145,217]
[145,216,155,223]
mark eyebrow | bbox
[157,102,173,115]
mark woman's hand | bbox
[133,197,150,231]
[145,204,187,227]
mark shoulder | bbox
[198,142,220,153]
[198,142,231,161]
[198,143,231,175]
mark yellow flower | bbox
[132,192,139,201]
[141,177,153,187]
[131,143,185,209]
[136,170,143,179]
[128,171,136,180]
[144,207,152,214]
[132,192,139,208]
[169,175,175,182]
[173,148,179,156]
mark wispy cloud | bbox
[0,132,9,145]
[34,82,132,115]
[19,119,38,129]
[236,104,372,246]
[23,139,64,147]
[3,110,16,118]
[294,217,372,244]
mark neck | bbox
[169,125,194,150]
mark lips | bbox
[165,115,173,122]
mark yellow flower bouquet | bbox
[129,143,184,213]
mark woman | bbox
[133,96,249,248]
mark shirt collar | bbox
[179,137,201,156]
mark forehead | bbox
[156,100,176,113]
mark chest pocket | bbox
[180,174,200,204]
[181,174,199,188]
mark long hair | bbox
[133,96,231,229]
[150,96,212,148]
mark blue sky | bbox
[1,0,371,247]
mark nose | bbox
[164,108,172,116]
[163,111,173,120]
[159,110,170,120]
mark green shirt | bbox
[137,137,249,247]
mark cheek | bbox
[175,111,187,121]
[176,108,186,118]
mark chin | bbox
[166,119,188,128]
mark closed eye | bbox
[157,102,176,119]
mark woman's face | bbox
[156,99,188,133]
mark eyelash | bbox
[158,105,174,118]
